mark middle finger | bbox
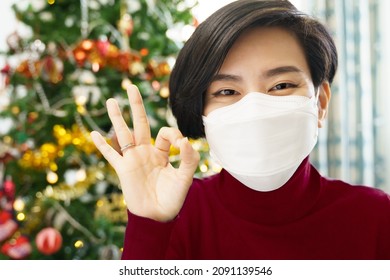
[106,98,135,150]
[126,85,152,145]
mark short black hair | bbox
[169,0,338,139]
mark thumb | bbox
[177,137,200,179]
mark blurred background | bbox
[0,0,389,259]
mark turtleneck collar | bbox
[216,157,322,225]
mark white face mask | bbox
[202,92,319,192]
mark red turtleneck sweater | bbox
[121,158,390,259]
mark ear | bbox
[317,81,331,128]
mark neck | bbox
[216,157,322,225]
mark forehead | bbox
[219,26,310,75]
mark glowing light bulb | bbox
[46,171,58,184]
[200,164,208,173]
[13,198,25,212]
[16,213,26,221]
[74,240,84,248]
[121,78,132,90]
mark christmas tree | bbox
[0,0,214,260]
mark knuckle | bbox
[160,126,181,136]
[136,115,149,125]
[159,126,169,134]
[116,126,129,134]
[100,143,111,152]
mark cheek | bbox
[203,96,244,116]
[203,103,217,116]
[203,100,235,116]
[296,91,313,98]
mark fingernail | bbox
[127,84,137,91]
[106,98,116,106]
[90,131,103,144]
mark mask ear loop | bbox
[313,87,321,124]
[314,87,321,104]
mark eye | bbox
[269,83,297,91]
[212,89,239,97]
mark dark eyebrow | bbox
[211,66,304,83]
[264,66,304,78]
[211,73,242,83]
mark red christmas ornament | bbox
[3,176,15,200]
[95,40,110,57]
[35,227,63,255]
[41,56,64,83]
[1,64,10,74]
[0,183,13,211]
[0,211,18,242]
[1,235,32,259]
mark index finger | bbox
[127,85,151,145]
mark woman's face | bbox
[203,26,316,116]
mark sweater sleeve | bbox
[121,211,176,260]
[377,194,390,259]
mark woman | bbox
[90,0,390,259]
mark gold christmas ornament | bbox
[15,60,41,78]
[11,106,20,115]
[129,61,145,76]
